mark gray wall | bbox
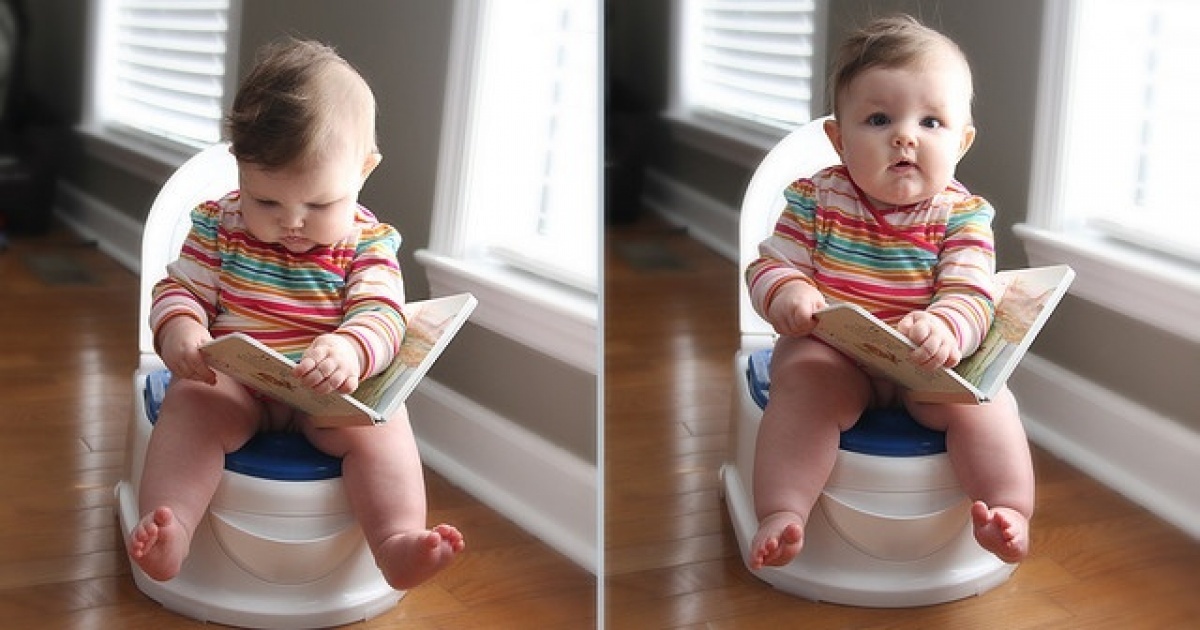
[607,0,1199,429]
[25,0,596,463]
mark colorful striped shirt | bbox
[746,165,996,356]
[150,191,407,378]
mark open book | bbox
[200,293,478,427]
[811,266,1075,404]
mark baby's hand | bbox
[157,317,216,384]
[766,281,828,337]
[295,334,363,394]
[896,311,962,369]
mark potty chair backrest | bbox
[138,144,238,356]
[738,116,840,348]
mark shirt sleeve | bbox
[745,177,821,319]
[926,195,997,356]
[148,200,224,347]
[336,221,407,378]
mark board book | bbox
[811,265,1075,404]
[200,293,478,427]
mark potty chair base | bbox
[721,349,1016,607]
[720,463,1015,607]
[115,480,403,629]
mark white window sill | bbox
[76,122,198,184]
[662,109,787,170]
[414,250,599,374]
[1014,223,1200,343]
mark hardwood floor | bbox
[0,225,594,629]
[603,217,1200,629]
[5,213,1199,629]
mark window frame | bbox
[1017,0,1200,344]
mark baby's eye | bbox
[921,116,943,129]
[866,113,889,126]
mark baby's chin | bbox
[278,236,318,253]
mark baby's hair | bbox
[227,37,377,168]
[827,15,973,118]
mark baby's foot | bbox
[971,501,1030,563]
[749,511,805,569]
[376,523,465,590]
[128,506,191,581]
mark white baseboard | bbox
[1011,354,1200,540]
[54,181,143,273]
[408,378,598,574]
[641,168,739,262]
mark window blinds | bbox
[691,0,818,131]
[106,0,231,149]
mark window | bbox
[468,0,598,294]
[669,0,826,159]
[419,0,599,373]
[1018,0,1200,343]
[87,0,238,164]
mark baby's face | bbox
[237,143,380,253]
[826,57,976,209]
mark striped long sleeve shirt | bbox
[746,165,997,357]
[150,192,407,379]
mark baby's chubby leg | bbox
[750,336,871,569]
[131,375,262,580]
[907,386,1034,563]
[306,405,463,590]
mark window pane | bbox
[467,0,599,293]
[1075,0,1200,263]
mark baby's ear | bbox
[823,118,845,157]
[957,125,977,161]
[361,151,383,181]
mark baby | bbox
[126,38,464,590]
[746,15,1033,569]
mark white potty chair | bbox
[114,144,402,628]
[718,118,1016,607]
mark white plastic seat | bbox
[719,118,1016,607]
[114,143,402,628]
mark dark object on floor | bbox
[23,252,96,285]
[613,240,688,271]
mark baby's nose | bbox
[892,129,917,147]
[280,208,305,228]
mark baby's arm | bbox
[896,311,962,369]
[765,280,828,337]
[294,334,365,395]
[156,316,216,384]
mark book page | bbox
[953,265,1075,398]
[351,293,478,415]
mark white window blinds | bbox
[97,0,232,150]
[681,0,821,132]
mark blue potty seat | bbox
[745,348,947,457]
[144,369,343,481]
